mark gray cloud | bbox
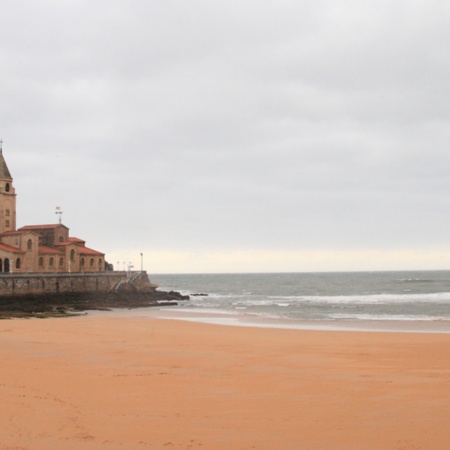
[2,0,450,271]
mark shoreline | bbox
[86,305,450,333]
[1,314,449,449]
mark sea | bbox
[147,271,450,332]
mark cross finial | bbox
[55,206,63,224]
[0,139,3,153]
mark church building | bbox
[0,146,105,273]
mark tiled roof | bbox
[1,231,27,236]
[0,243,24,254]
[55,237,86,247]
[79,246,104,256]
[68,237,85,243]
[55,242,75,247]
[19,224,69,231]
[38,245,64,255]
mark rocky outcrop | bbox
[0,288,189,319]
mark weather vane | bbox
[55,206,63,224]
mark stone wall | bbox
[0,271,143,297]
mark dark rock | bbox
[0,288,189,319]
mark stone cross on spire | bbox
[0,139,3,153]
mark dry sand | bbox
[1,316,449,450]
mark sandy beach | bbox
[1,316,449,450]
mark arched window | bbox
[98,258,103,268]
[15,258,21,269]
[0,259,3,272]
[4,259,10,272]
[27,239,32,250]
[90,258,94,267]
[49,257,54,267]
[39,257,44,267]
[59,257,64,267]
[5,183,10,192]
[70,249,75,261]
[80,258,85,267]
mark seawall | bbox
[0,271,146,297]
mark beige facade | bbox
[0,152,16,234]
[0,149,105,273]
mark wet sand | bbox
[1,316,449,449]
[88,306,450,333]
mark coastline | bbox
[1,314,449,449]
[87,306,450,333]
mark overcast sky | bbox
[1,0,450,273]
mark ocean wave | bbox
[232,300,274,306]
[396,278,435,282]
[269,292,450,305]
[327,313,450,321]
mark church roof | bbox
[79,246,104,256]
[0,242,24,254]
[0,152,12,179]
[68,237,85,244]
[19,224,69,231]
[55,237,86,248]
[38,245,64,255]
[1,230,38,236]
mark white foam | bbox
[87,308,450,333]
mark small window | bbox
[59,236,64,242]
[70,249,75,261]
[59,257,64,267]
[5,209,9,216]
[49,257,54,267]
[39,257,44,267]
[5,220,9,227]
[5,183,10,192]
[90,258,94,267]
[98,258,103,268]
[27,239,32,250]
[81,258,85,267]
[15,258,21,269]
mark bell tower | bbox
[0,140,17,233]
